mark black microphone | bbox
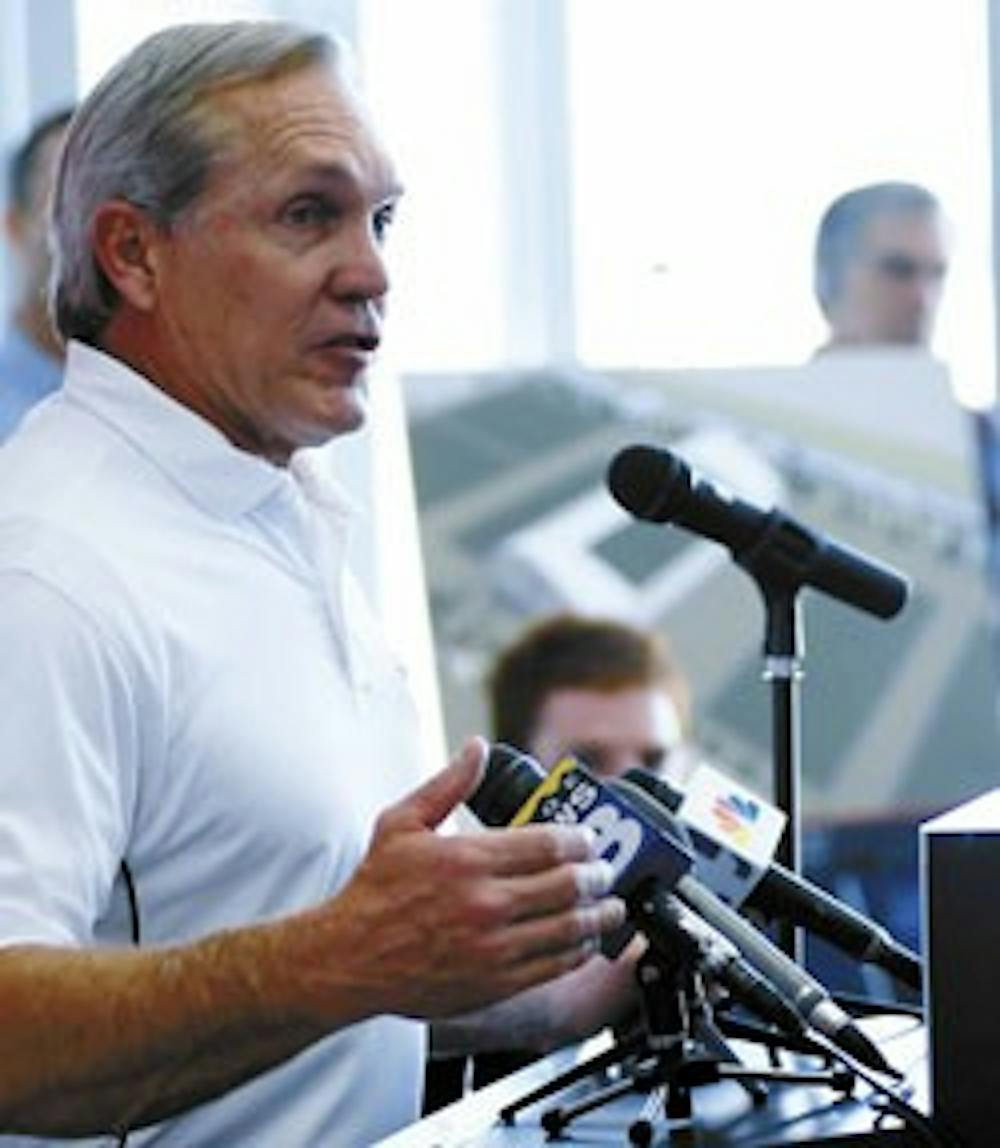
[607,444,909,619]
[468,745,805,1035]
[610,778,899,1077]
[623,768,922,992]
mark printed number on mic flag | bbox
[509,756,644,882]
[680,762,787,907]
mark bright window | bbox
[360,0,507,371]
[567,0,995,405]
[73,1,997,402]
[75,0,273,92]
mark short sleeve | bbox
[0,570,139,947]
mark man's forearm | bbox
[0,923,337,1137]
[431,945,642,1061]
[0,753,626,1137]
[430,981,557,1060]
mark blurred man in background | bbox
[489,612,692,781]
[426,612,693,1111]
[813,181,948,353]
[0,107,72,440]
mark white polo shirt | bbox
[0,342,426,1146]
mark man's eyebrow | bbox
[300,161,404,202]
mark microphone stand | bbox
[608,444,910,963]
[733,512,810,962]
[760,584,805,962]
[497,948,852,1143]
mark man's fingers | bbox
[497,860,617,924]
[484,898,627,974]
[463,824,599,878]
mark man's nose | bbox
[330,222,390,303]
[596,750,647,778]
[902,279,938,324]
[916,275,943,306]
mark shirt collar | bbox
[62,340,356,522]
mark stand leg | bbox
[497,950,859,1138]
[498,1030,646,1124]
[540,1073,648,1137]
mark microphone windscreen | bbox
[607,445,691,523]
[467,743,544,826]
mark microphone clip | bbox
[735,508,824,603]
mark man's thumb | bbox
[388,737,488,832]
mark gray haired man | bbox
[0,22,634,1145]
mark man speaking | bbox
[0,22,634,1145]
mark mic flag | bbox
[468,743,693,899]
[674,760,787,908]
[624,766,923,992]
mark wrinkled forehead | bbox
[198,62,398,194]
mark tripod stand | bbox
[499,948,854,1143]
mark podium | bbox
[379,1014,928,1146]
[922,790,1000,1146]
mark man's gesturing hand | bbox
[296,738,626,1023]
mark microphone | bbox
[623,767,922,992]
[467,743,693,901]
[629,884,805,1039]
[468,745,807,1034]
[469,746,896,1072]
[610,778,899,1076]
[607,444,908,620]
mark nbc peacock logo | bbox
[710,792,760,850]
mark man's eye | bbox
[283,198,334,228]
[373,203,396,242]
[642,749,668,773]
[568,745,609,774]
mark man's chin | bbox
[298,401,368,448]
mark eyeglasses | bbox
[870,252,948,284]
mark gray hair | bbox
[813,181,941,313]
[51,21,341,344]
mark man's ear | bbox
[91,200,164,314]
